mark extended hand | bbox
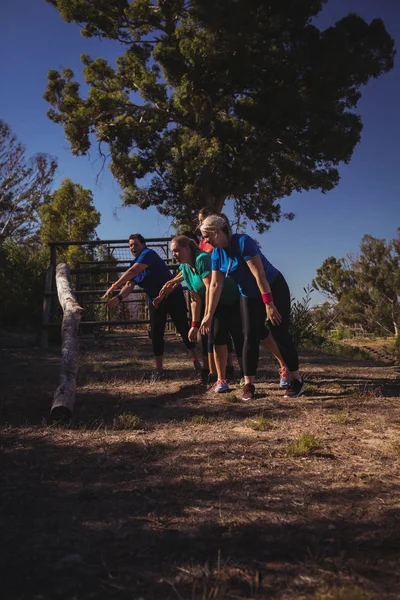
[188,326,198,343]
[102,285,117,299]
[200,315,212,335]
[266,303,282,326]
[107,296,120,309]
[152,296,163,309]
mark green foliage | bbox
[0,120,57,243]
[286,433,322,457]
[247,415,273,431]
[44,1,394,230]
[330,409,351,425]
[191,415,210,424]
[313,230,400,338]
[290,284,316,346]
[112,413,143,430]
[302,587,373,600]
[40,177,101,267]
[331,324,352,341]
[0,239,47,325]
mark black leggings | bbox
[240,273,299,376]
[148,287,195,357]
[213,301,243,358]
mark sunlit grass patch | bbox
[247,415,273,431]
[191,415,211,424]
[286,433,322,457]
[112,413,143,430]
[330,409,351,424]
[392,444,400,457]
[303,383,319,395]
[320,382,345,392]
[302,586,373,600]
[346,384,383,401]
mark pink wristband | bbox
[191,321,200,328]
[262,292,273,304]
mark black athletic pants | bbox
[240,272,299,376]
[148,287,196,357]
[212,300,244,358]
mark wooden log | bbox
[51,263,84,421]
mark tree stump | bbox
[51,263,84,421]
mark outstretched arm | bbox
[106,281,135,309]
[102,262,147,298]
[153,271,183,308]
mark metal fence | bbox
[41,237,187,348]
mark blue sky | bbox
[1,0,399,303]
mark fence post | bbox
[40,265,54,349]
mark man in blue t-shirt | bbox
[105,233,200,377]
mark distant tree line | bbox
[0,120,100,326]
[312,232,400,340]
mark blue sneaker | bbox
[214,379,229,393]
[279,367,292,389]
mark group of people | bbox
[104,209,304,401]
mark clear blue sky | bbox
[1,0,399,303]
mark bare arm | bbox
[106,281,135,309]
[246,255,282,325]
[103,262,147,298]
[152,271,183,308]
[188,291,202,342]
[200,270,224,334]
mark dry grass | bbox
[1,330,399,600]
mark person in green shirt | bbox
[154,235,244,393]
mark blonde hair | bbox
[172,235,201,259]
[200,215,232,238]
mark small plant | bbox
[346,385,382,401]
[247,416,273,431]
[302,586,373,600]
[331,324,352,341]
[223,391,239,403]
[286,433,322,457]
[320,382,345,392]
[303,383,319,395]
[112,413,143,430]
[330,409,351,424]
[191,415,210,424]
[393,444,400,457]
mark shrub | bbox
[0,239,47,326]
[286,433,322,457]
[290,285,316,346]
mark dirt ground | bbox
[1,329,400,600]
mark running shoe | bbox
[200,368,210,385]
[284,378,304,398]
[242,383,255,401]
[214,379,229,393]
[193,360,202,375]
[279,366,292,389]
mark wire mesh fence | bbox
[42,238,188,346]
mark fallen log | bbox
[51,263,84,421]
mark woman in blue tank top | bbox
[199,215,304,401]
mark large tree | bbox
[40,177,101,267]
[0,120,57,242]
[44,0,394,230]
[313,231,400,337]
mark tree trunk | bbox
[51,263,83,421]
